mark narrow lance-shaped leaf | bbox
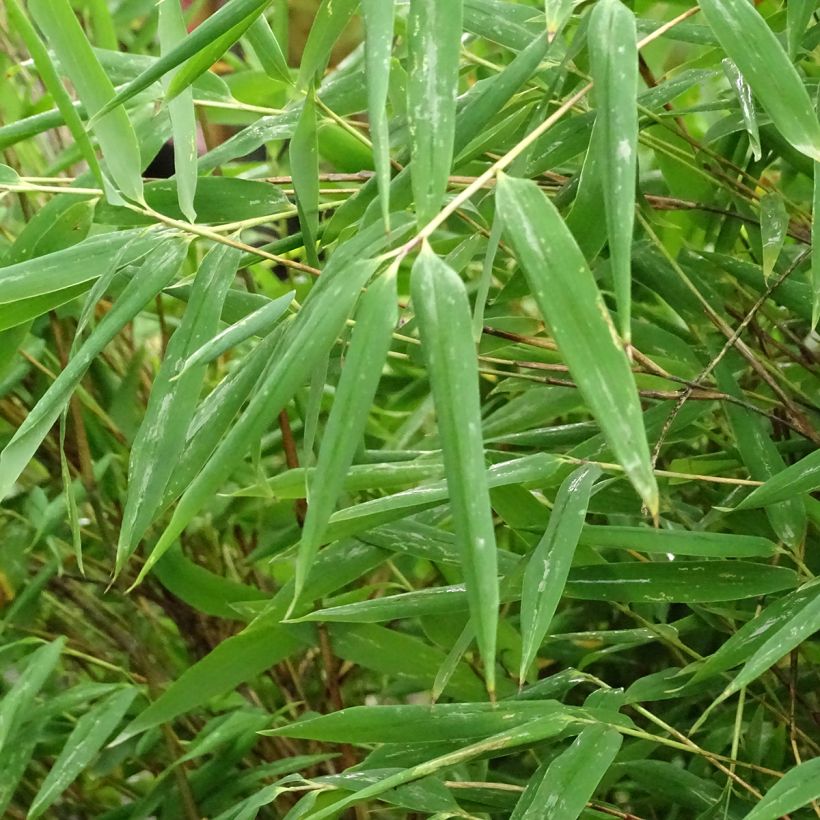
[722,59,761,161]
[411,244,498,695]
[742,757,820,820]
[787,0,816,60]
[0,238,187,502]
[91,0,273,120]
[173,289,294,378]
[715,362,806,548]
[496,173,658,514]
[3,0,113,201]
[0,638,64,755]
[290,89,321,268]
[297,0,359,91]
[245,13,292,85]
[519,464,600,683]
[698,0,820,161]
[588,0,639,343]
[734,446,820,511]
[138,260,379,584]
[165,6,263,102]
[407,0,463,225]
[361,0,395,229]
[117,244,242,574]
[28,0,143,202]
[159,0,198,222]
[759,192,788,280]
[293,268,397,605]
[716,578,820,702]
[813,160,820,329]
[511,724,622,820]
[28,687,137,819]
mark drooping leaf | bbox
[759,192,788,280]
[28,687,137,819]
[496,173,658,514]
[411,244,498,694]
[28,0,144,201]
[407,0,463,224]
[698,0,820,160]
[290,89,321,268]
[158,0,198,222]
[361,0,395,229]
[510,724,622,820]
[294,269,397,602]
[519,464,600,682]
[742,757,820,820]
[588,0,639,342]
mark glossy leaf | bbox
[511,724,622,820]
[294,269,397,602]
[158,0,198,222]
[698,0,820,160]
[743,757,820,820]
[117,244,242,573]
[407,0,463,224]
[588,0,638,342]
[28,687,136,819]
[411,245,498,693]
[28,0,144,202]
[140,259,378,582]
[496,173,658,514]
[759,192,788,280]
[245,14,292,85]
[519,464,599,682]
[361,0,394,228]
[0,239,187,501]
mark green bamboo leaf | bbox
[263,701,589,743]
[813,161,820,328]
[722,59,761,161]
[361,0,394,229]
[165,6,262,102]
[91,0,272,121]
[496,173,658,514]
[84,0,118,50]
[158,0,198,222]
[407,0,463,225]
[290,89,320,268]
[519,465,600,683]
[564,561,797,603]
[734,446,820,511]
[0,231,152,304]
[411,244,498,694]
[153,545,267,620]
[717,579,820,701]
[698,0,820,161]
[294,269,397,603]
[787,0,816,59]
[28,687,136,819]
[759,192,788,280]
[588,0,639,342]
[688,580,820,684]
[578,525,776,558]
[138,259,378,584]
[545,0,578,42]
[297,0,359,91]
[715,363,806,548]
[0,637,64,755]
[511,724,622,820]
[245,14,292,85]
[301,714,581,820]
[0,238,187,502]
[742,757,820,820]
[324,454,558,544]
[117,244,242,574]
[174,289,294,378]
[28,0,144,202]
[432,622,473,703]
[117,540,383,742]
[3,0,112,200]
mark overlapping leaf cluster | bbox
[0,0,819,817]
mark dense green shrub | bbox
[0,0,819,817]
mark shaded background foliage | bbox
[0,0,819,818]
